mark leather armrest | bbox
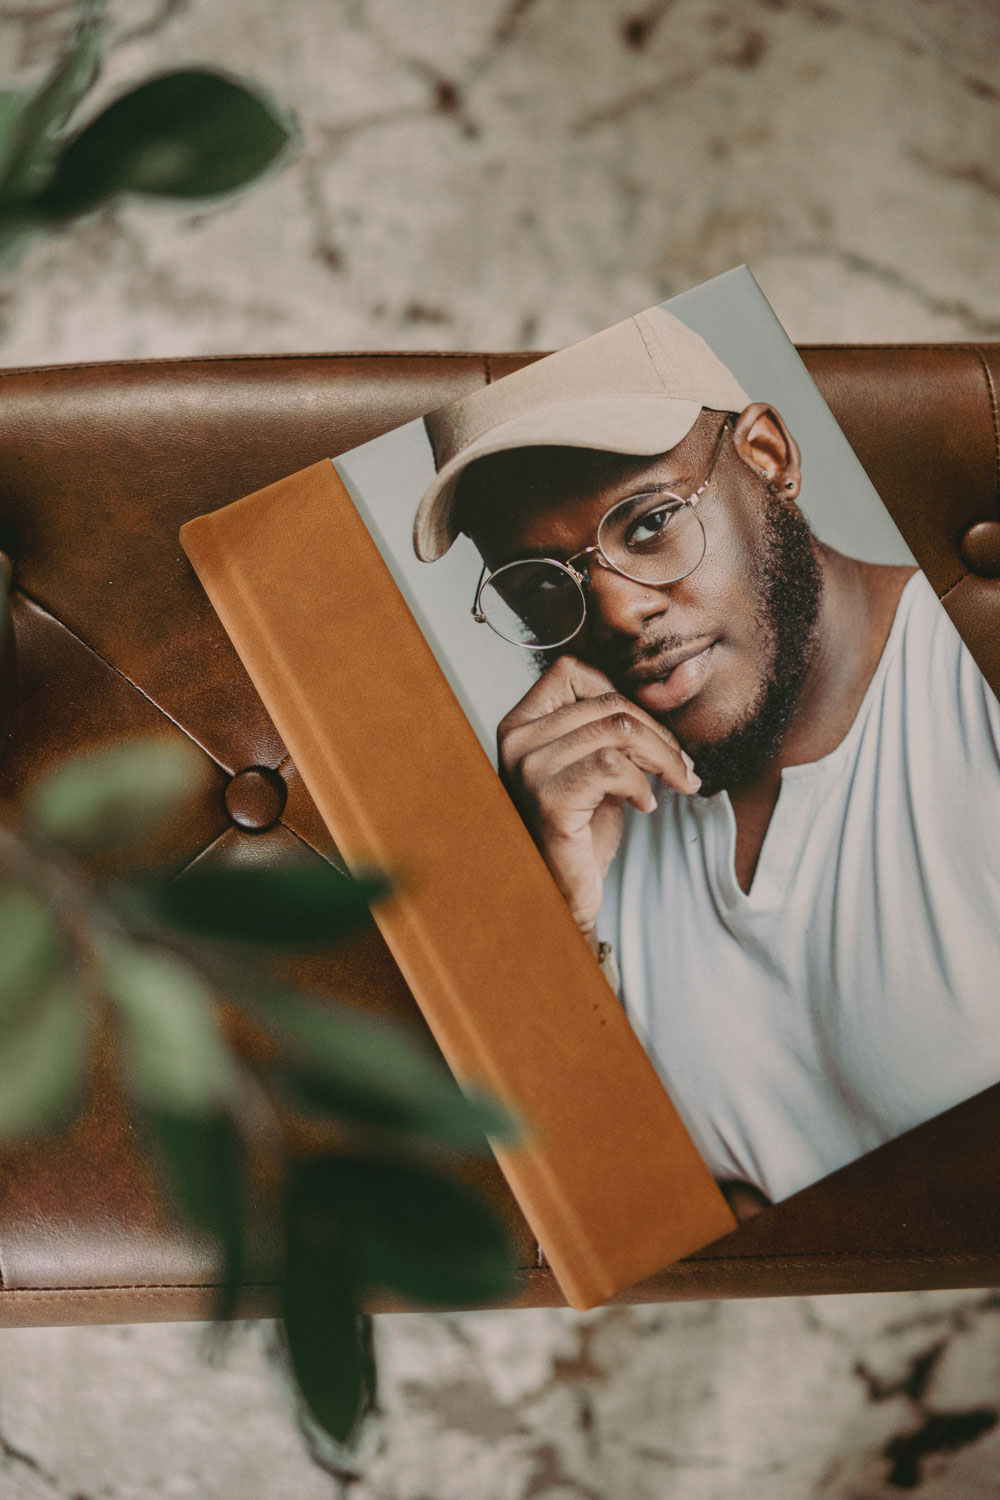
[1,344,998,1324]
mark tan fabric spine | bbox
[179,460,736,1309]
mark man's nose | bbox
[584,554,670,640]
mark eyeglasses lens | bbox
[478,560,586,648]
[598,493,705,583]
[478,494,707,648]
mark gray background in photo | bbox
[667,268,915,566]
[335,421,531,761]
[335,266,916,763]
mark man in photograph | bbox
[412,307,1000,1217]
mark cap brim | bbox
[414,394,704,561]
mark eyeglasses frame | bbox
[470,415,732,650]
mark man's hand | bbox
[497,656,701,943]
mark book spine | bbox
[180,462,735,1309]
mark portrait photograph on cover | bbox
[330,265,1000,1223]
[181,265,1000,1307]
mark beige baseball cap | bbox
[413,305,751,561]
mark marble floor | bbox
[4,1293,1000,1499]
[1,0,999,1496]
[0,0,998,363]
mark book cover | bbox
[182,265,1000,1302]
[179,456,736,1312]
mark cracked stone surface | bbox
[0,0,998,360]
[3,1294,1000,1498]
[2,0,1000,1494]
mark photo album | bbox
[179,266,1000,1309]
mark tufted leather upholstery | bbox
[0,345,999,1327]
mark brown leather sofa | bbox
[1,344,999,1328]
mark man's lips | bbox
[629,641,717,714]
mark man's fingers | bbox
[499,656,618,730]
[538,748,659,828]
[501,685,684,769]
[521,713,698,794]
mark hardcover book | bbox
[180,267,1000,1307]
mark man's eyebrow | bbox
[643,475,694,493]
[613,475,696,504]
[491,478,697,564]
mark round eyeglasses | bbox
[471,417,730,649]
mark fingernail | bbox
[681,751,695,772]
[647,793,658,812]
[688,773,701,793]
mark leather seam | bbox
[3,1249,1000,1298]
[170,826,231,880]
[801,343,999,353]
[276,815,348,870]
[971,346,1000,511]
[9,593,371,871]
[0,343,996,383]
[11,586,234,774]
[0,1280,282,1293]
[919,348,999,605]
[486,355,510,383]
[938,573,969,606]
[688,1247,1000,1263]
[0,352,502,379]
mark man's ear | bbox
[730,403,802,500]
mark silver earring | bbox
[785,480,794,490]
[759,467,767,477]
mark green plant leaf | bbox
[0,215,34,273]
[0,91,25,185]
[145,866,389,948]
[35,68,293,220]
[300,1155,518,1308]
[0,886,65,1026]
[0,10,103,201]
[0,970,88,1138]
[141,1107,247,1321]
[283,1167,374,1445]
[100,940,240,1116]
[24,738,206,855]
[249,986,519,1151]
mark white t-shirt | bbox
[599,571,1000,1204]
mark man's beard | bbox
[677,494,824,795]
[539,492,824,796]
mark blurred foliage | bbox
[0,887,87,1135]
[0,735,519,1444]
[0,5,519,1449]
[0,2,295,269]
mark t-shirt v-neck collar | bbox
[693,570,922,914]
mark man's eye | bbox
[498,565,575,605]
[626,504,680,546]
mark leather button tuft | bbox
[960,521,1000,578]
[224,766,287,831]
